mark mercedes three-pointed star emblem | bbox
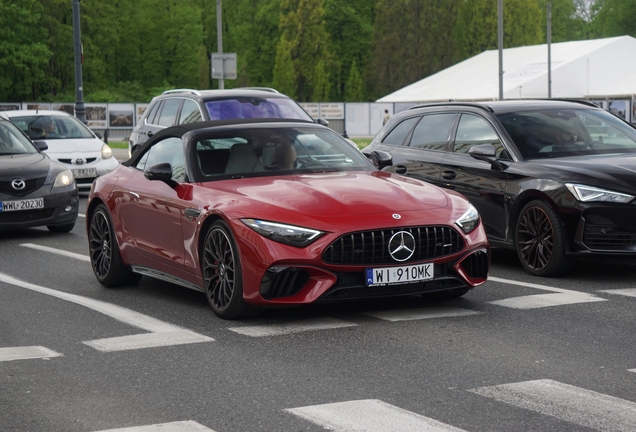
[388,231,416,262]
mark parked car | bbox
[363,100,636,277]
[87,119,489,319]
[128,88,329,157]
[0,110,119,191]
[0,119,78,232]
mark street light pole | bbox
[216,0,224,90]
[498,0,504,100]
[547,3,552,98]
[71,0,86,123]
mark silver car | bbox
[0,110,119,191]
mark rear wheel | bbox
[515,200,572,277]
[89,204,141,286]
[202,220,261,319]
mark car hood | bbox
[0,153,51,179]
[530,154,636,193]
[40,137,103,154]
[205,171,450,218]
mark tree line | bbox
[0,0,633,104]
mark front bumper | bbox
[570,204,636,257]
[0,186,79,230]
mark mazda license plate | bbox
[73,167,97,178]
[0,198,44,212]
[366,263,434,286]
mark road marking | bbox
[469,379,636,431]
[629,369,636,373]
[228,317,357,337]
[0,273,213,352]
[287,399,468,432]
[488,276,606,309]
[20,243,90,262]
[78,213,85,218]
[598,288,636,298]
[95,420,215,431]
[364,306,481,322]
[0,346,62,362]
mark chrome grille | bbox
[323,226,464,265]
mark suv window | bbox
[409,113,455,150]
[382,117,420,146]
[157,99,182,127]
[453,114,505,156]
[179,99,203,124]
[144,102,162,125]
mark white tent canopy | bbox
[377,36,636,103]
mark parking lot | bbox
[2,192,636,431]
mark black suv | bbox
[129,88,319,155]
[364,100,636,276]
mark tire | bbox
[88,204,141,287]
[422,287,470,300]
[515,200,572,277]
[201,220,262,319]
[47,222,75,233]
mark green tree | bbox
[345,59,365,101]
[279,0,333,100]
[591,0,636,37]
[272,35,297,98]
[536,0,586,42]
[311,59,331,101]
[0,0,51,101]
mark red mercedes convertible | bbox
[87,119,489,319]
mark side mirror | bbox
[316,118,329,126]
[144,163,177,187]
[366,150,393,169]
[468,144,505,170]
[34,140,48,151]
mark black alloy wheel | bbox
[202,220,261,319]
[515,200,571,277]
[89,204,141,287]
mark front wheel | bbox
[88,204,141,287]
[201,221,262,319]
[515,200,572,277]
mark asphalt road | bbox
[2,195,636,432]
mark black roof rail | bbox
[540,98,600,108]
[408,102,494,113]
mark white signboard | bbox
[345,103,371,136]
[300,103,320,119]
[319,103,344,119]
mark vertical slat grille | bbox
[322,226,464,265]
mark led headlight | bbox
[455,203,480,233]
[565,183,634,203]
[241,219,323,247]
[53,169,74,188]
[102,143,113,159]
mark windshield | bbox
[497,108,636,160]
[9,115,96,140]
[205,97,313,122]
[195,126,372,179]
[0,121,38,155]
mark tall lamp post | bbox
[498,0,504,100]
[72,0,86,123]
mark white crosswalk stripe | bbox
[598,288,636,298]
[364,306,481,321]
[287,399,467,432]
[468,379,636,431]
[0,346,62,362]
[488,276,606,309]
[228,317,357,337]
[94,420,215,431]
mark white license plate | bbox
[366,263,434,286]
[73,167,97,178]
[0,198,44,212]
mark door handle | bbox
[184,208,201,221]
[130,191,140,201]
[442,170,456,180]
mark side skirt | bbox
[131,266,204,292]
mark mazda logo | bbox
[11,179,25,190]
[388,231,416,262]
[74,158,86,165]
